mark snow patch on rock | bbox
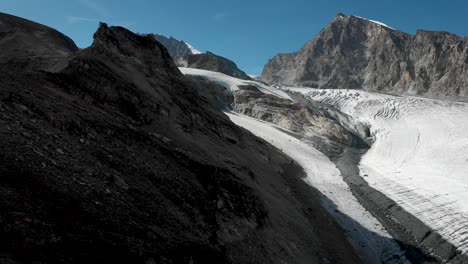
[354,15,395,30]
[184,41,201,54]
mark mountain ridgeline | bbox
[0,12,360,263]
[261,13,468,98]
[150,33,201,56]
[151,34,251,80]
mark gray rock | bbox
[261,13,468,98]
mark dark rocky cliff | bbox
[261,13,468,98]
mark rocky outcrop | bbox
[232,86,356,157]
[180,69,362,157]
[261,13,468,98]
[0,13,360,263]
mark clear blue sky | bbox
[2,0,468,75]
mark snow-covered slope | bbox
[183,41,201,54]
[290,88,468,255]
[354,15,395,30]
[227,113,408,263]
[179,67,291,99]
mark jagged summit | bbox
[91,22,179,75]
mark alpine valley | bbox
[0,11,467,264]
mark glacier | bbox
[290,88,468,255]
[227,112,408,263]
[180,67,468,260]
[179,67,291,99]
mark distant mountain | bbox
[261,13,468,98]
[152,34,251,80]
[181,52,252,80]
[150,33,201,56]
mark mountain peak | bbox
[91,23,178,74]
[261,12,468,97]
[151,34,202,57]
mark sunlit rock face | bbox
[261,13,468,98]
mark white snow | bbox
[355,16,395,30]
[183,41,202,54]
[227,112,408,264]
[290,88,468,255]
[179,67,291,100]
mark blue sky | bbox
[1,0,468,75]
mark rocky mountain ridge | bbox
[0,12,360,264]
[261,13,468,98]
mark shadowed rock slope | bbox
[0,13,360,264]
[0,12,78,72]
[261,13,468,98]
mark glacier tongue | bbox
[290,88,468,256]
[227,112,409,264]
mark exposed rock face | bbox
[182,52,252,80]
[261,13,468,98]
[232,86,357,157]
[0,13,360,263]
[180,69,361,157]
